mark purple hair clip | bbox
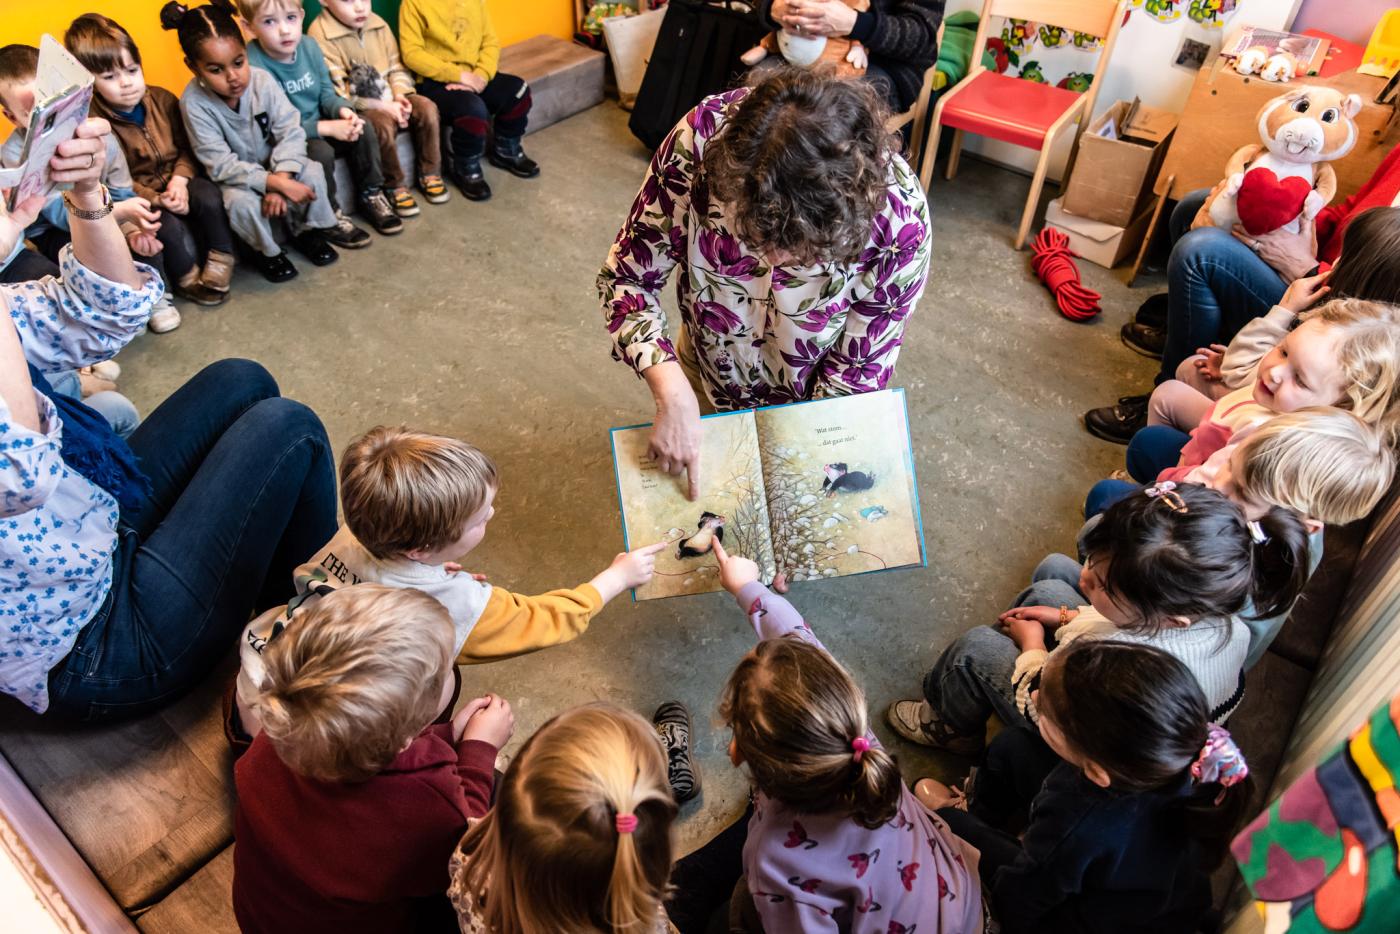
[1143,481,1188,513]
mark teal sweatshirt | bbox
[247,36,352,141]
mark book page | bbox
[611,411,776,601]
[755,390,924,585]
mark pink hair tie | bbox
[615,812,638,835]
[851,736,871,763]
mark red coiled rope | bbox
[1030,228,1101,322]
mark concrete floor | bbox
[113,102,1159,852]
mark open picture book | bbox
[610,389,926,601]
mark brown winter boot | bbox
[174,267,226,306]
[201,249,235,293]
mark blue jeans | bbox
[922,554,1087,737]
[47,360,337,722]
[1127,424,1191,482]
[1084,478,1140,519]
[48,369,140,439]
[1158,189,1288,383]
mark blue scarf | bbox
[27,363,150,511]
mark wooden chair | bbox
[886,23,945,172]
[919,0,1126,248]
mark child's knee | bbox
[410,94,439,130]
[364,108,397,142]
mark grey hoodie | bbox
[179,67,308,195]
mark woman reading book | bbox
[598,67,931,501]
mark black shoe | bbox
[653,701,700,804]
[253,251,298,283]
[487,136,539,178]
[358,190,404,235]
[1121,321,1166,358]
[323,213,372,249]
[291,230,339,267]
[449,155,492,201]
[1083,393,1150,445]
[1134,292,1168,329]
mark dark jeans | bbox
[46,359,337,722]
[307,132,385,207]
[922,555,1087,738]
[1126,424,1191,482]
[417,74,531,160]
[1084,478,1139,519]
[938,726,1061,880]
[666,805,753,934]
[1158,189,1288,383]
[0,246,59,283]
[154,176,236,282]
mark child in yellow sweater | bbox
[398,0,539,202]
[232,426,664,740]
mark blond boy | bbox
[308,0,447,213]
[232,585,513,932]
[234,426,664,738]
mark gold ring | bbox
[85,153,95,169]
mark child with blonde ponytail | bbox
[664,541,982,933]
[448,702,679,933]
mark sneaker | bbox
[292,230,340,267]
[147,295,182,333]
[448,156,491,201]
[88,359,121,381]
[653,700,701,804]
[253,250,299,283]
[1120,321,1166,358]
[358,190,404,235]
[324,212,372,250]
[1134,292,1169,329]
[419,174,450,204]
[913,771,977,812]
[1083,393,1150,445]
[885,700,982,756]
[487,136,540,178]
[390,186,421,217]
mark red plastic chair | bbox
[920,0,1127,248]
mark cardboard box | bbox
[1061,99,1177,227]
[1044,197,1155,269]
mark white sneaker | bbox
[148,297,182,333]
[89,359,121,381]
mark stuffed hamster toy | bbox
[1194,86,1363,236]
[1235,45,1297,82]
[740,0,871,77]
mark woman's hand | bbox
[713,540,760,596]
[1233,222,1318,281]
[779,0,859,37]
[51,118,110,201]
[1192,343,1228,382]
[643,361,703,500]
[1280,269,1331,314]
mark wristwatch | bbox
[62,185,112,221]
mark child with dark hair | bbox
[237,0,401,237]
[920,640,1252,934]
[65,13,234,308]
[163,0,345,282]
[398,0,537,202]
[666,540,982,933]
[890,482,1311,755]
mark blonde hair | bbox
[720,637,901,828]
[233,0,302,22]
[339,426,498,560]
[1235,407,1395,525]
[257,585,453,782]
[452,703,676,933]
[1300,298,1400,428]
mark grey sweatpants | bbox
[222,160,337,257]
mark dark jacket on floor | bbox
[232,723,495,934]
[759,0,944,110]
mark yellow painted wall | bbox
[1,0,574,133]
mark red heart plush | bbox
[1237,168,1313,235]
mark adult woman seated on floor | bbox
[1084,139,1400,444]
[0,117,337,721]
[598,66,930,501]
[757,0,942,112]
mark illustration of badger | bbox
[677,512,726,559]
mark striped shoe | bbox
[653,701,700,804]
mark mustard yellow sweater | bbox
[399,0,501,84]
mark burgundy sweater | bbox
[233,724,495,934]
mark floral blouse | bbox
[1,246,160,712]
[598,87,931,410]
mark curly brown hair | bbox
[704,67,896,265]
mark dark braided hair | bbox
[159,0,244,61]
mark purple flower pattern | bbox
[598,88,931,411]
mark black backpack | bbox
[628,0,768,150]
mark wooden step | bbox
[500,35,607,134]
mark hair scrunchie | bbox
[615,812,638,834]
[851,736,871,763]
[1190,725,1248,789]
